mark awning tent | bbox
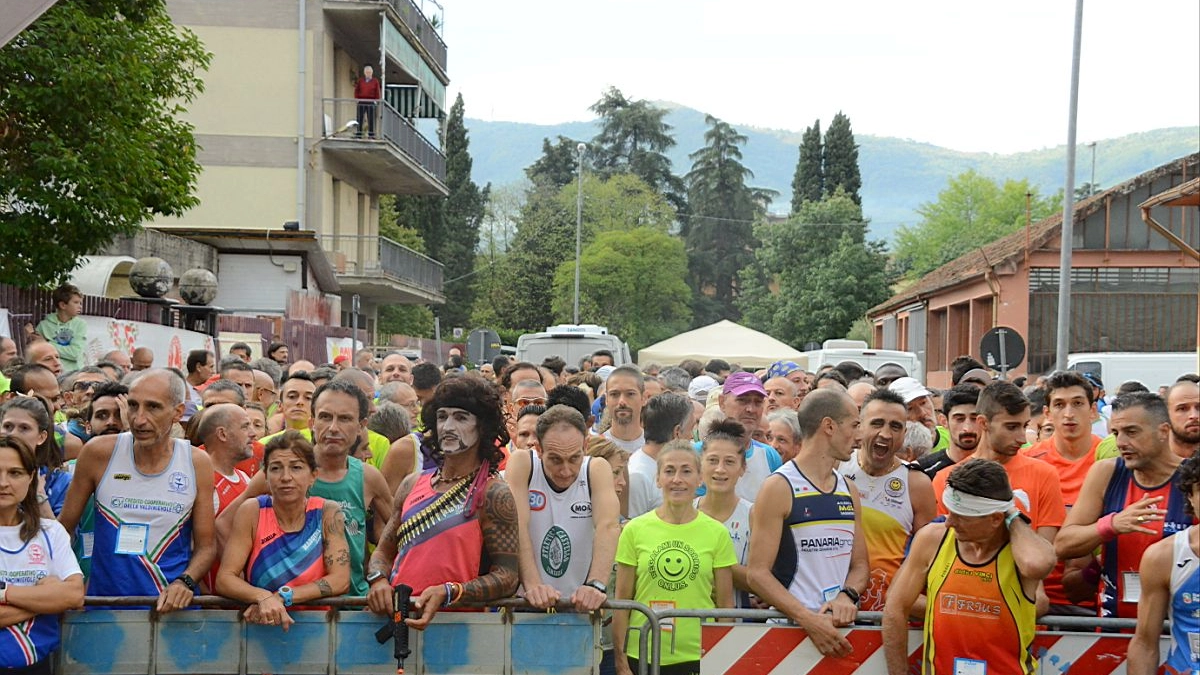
[637,320,806,370]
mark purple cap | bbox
[722,371,767,397]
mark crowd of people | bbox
[0,290,1196,675]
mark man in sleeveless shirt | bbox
[883,458,1055,675]
[1057,391,1195,620]
[507,405,619,611]
[1128,453,1199,675]
[747,389,868,659]
[59,369,217,611]
[839,388,936,612]
[366,375,519,628]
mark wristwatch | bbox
[175,574,198,593]
[583,579,607,594]
[0,580,7,605]
[838,586,860,604]
[366,570,387,586]
[278,586,294,607]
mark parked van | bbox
[802,340,924,382]
[1067,352,1198,390]
[516,324,632,368]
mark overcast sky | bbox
[437,0,1199,154]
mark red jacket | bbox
[355,77,381,100]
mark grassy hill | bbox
[463,106,1198,242]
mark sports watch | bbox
[366,570,387,586]
[175,574,198,593]
[838,586,860,604]
[583,579,607,594]
[278,586,294,607]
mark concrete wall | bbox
[103,230,218,275]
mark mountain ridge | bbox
[462,106,1198,241]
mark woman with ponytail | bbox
[367,375,519,628]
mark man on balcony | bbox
[355,64,381,139]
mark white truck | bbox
[801,340,924,382]
[1067,352,1198,390]
[516,324,632,368]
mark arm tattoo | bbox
[316,578,333,597]
[460,480,520,604]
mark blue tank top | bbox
[90,433,196,597]
[1167,526,1199,674]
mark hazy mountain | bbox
[463,105,1199,241]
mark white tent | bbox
[637,320,807,369]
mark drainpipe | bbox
[296,0,307,231]
[978,247,1001,325]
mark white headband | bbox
[943,484,1013,517]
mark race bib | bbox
[1121,572,1141,603]
[954,658,987,675]
[115,523,149,556]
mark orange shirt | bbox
[933,453,1066,530]
[1022,433,1101,506]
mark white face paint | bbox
[436,406,480,456]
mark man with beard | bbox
[913,385,981,480]
[1056,392,1194,620]
[217,380,392,595]
[85,381,128,438]
[932,382,1065,546]
[1166,379,1199,459]
[840,389,936,611]
[602,367,645,454]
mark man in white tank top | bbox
[507,405,619,612]
[747,389,868,659]
[59,369,217,612]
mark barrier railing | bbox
[58,596,660,675]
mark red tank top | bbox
[390,471,485,596]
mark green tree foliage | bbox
[588,87,685,210]
[525,136,582,190]
[0,0,211,287]
[738,190,890,346]
[684,115,774,325]
[392,94,488,330]
[376,195,434,339]
[790,120,824,212]
[823,112,862,205]
[893,170,1059,278]
[551,228,691,351]
[557,173,675,235]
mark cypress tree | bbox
[790,120,823,213]
[823,112,862,205]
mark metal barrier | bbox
[56,597,659,675]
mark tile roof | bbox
[870,153,1200,315]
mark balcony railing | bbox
[321,98,446,183]
[324,0,446,73]
[319,233,444,293]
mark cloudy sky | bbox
[438,0,1199,154]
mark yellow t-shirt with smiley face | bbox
[615,510,736,665]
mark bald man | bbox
[131,347,154,371]
[25,340,63,376]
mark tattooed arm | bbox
[460,478,521,604]
[366,473,418,615]
[290,502,350,603]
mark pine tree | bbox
[589,87,686,211]
[790,120,823,213]
[684,115,774,324]
[525,136,583,190]
[823,112,862,205]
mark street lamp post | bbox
[573,143,586,324]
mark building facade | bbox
[145,0,448,340]
[869,154,1199,388]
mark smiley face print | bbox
[650,541,700,591]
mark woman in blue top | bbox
[0,434,85,673]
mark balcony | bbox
[319,98,447,196]
[324,0,447,77]
[320,234,444,304]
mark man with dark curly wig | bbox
[367,374,519,627]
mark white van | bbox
[802,340,924,382]
[1067,352,1198,390]
[516,324,632,368]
